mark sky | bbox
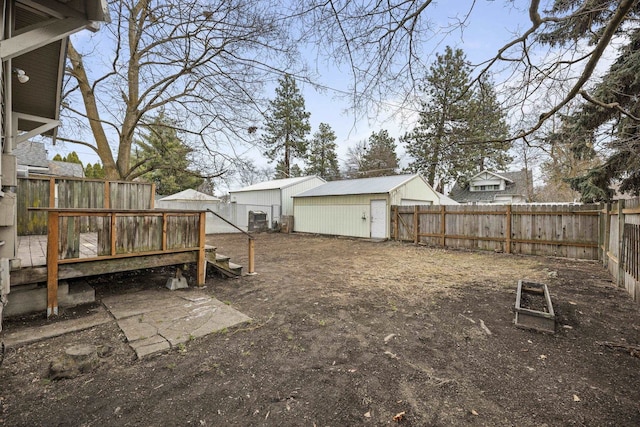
[45,1,553,195]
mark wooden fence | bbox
[17,175,155,235]
[393,200,640,302]
[392,204,600,260]
[601,198,640,301]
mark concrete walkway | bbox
[3,289,251,359]
[102,289,251,358]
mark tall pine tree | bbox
[403,47,510,190]
[305,123,340,180]
[468,75,512,172]
[360,130,399,177]
[262,74,311,178]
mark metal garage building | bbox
[292,174,455,239]
[229,176,326,229]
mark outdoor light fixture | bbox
[12,68,29,83]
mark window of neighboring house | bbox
[471,184,500,191]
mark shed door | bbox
[370,199,387,239]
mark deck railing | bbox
[207,209,255,274]
[43,208,206,316]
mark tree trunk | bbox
[67,42,119,179]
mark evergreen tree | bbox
[548,24,640,200]
[262,74,311,178]
[65,152,82,164]
[85,162,106,179]
[275,160,302,179]
[403,47,510,190]
[305,123,340,180]
[468,75,512,172]
[403,47,475,189]
[134,114,203,195]
[92,163,105,179]
[360,130,399,177]
[53,152,83,164]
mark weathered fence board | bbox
[16,178,50,235]
[603,198,640,301]
[392,204,600,260]
[17,176,154,235]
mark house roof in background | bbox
[231,176,325,193]
[449,170,533,203]
[14,141,49,168]
[294,174,419,198]
[48,161,84,178]
[159,189,220,202]
[468,170,514,183]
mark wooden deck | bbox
[17,233,100,268]
[11,208,250,316]
[13,209,210,316]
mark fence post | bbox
[150,183,156,209]
[617,199,625,288]
[440,205,446,248]
[602,203,611,268]
[197,211,206,286]
[505,205,512,254]
[248,238,255,274]
[47,211,59,317]
[413,205,419,244]
[393,206,399,240]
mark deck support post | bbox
[47,211,59,316]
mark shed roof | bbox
[230,176,324,193]
[158,189,220,202]
[294,174,419,198]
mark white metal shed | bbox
[293,174,452,239]
[229,176,326,229]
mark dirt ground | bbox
[1,232,640,426]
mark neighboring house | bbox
[449,170,533,204]
[229,176,326,229]
[13,141,49,175]
[14,141,84,177]
[292,174,453,239]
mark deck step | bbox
[206,250,242,277]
